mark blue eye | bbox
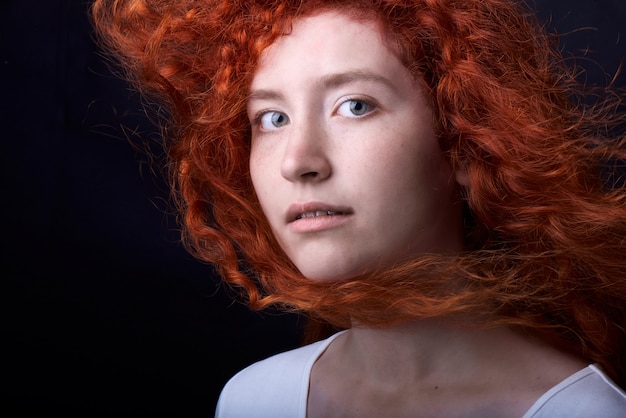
[337,99,375,117]
[258,111,289,130]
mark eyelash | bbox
[252,110,288,132]
[335,97,377,118]
[250,96,378,132]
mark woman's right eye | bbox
[257,111,290,131]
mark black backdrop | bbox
[2,0,625,416]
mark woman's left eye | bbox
[336,99,375,117]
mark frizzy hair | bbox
[91,0,626,384]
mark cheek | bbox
[375,138,454,207]
[249,147,280,223]
[249,145,267,195]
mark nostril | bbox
[280,148,331,182]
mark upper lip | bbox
[286,201,353,223]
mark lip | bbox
[286,201,354,233]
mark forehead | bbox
[251,11,406,88]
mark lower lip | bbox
[288,214,353,233]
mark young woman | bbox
[91,0,626,416]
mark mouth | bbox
[287,202,353,223]
[295,210,345,220]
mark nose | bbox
[280,120,332,182]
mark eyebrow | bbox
[319,70,397,91]
[247,70,398,103]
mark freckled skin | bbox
[248,12,465,281]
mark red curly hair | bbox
[91,0,626,385]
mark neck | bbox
[332,318,581,386]
[308,318,588,418]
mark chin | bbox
[300,272,349,282]
[299,266,370,283]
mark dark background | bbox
[2,0,625,417]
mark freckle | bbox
[435,386,439,390]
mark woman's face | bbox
[248,11,465,281]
